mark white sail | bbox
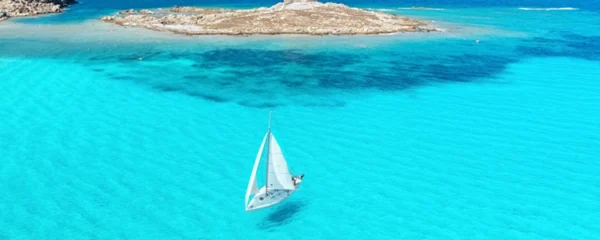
[266,133,296,190]
[245,132,268,207]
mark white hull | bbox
[246,186,298,212]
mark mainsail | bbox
[266,133,296,190]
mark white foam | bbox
[518,7,578,11]
[366,8,396,12]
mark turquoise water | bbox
[1,3,600,239]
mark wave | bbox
[398,7,444,11]
[518,7,578,11]
[366,8,396,12]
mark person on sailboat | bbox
[292,174,304,187]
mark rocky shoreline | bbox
[0,0,76,21]
[101,0,437,36]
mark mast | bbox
[265,111,272,194]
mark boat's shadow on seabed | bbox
[257,201,307,230]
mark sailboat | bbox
[245,111,304,212]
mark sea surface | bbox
[1,0,600,239]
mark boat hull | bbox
[246,186,297,211]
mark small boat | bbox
[245,111,304,212]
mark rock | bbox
[100,0,437,36]
[0,0,77,19]
[101,16,115,22]
[139,9,154,14]
[119,9,136,15]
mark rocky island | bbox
[101,0,437,36]
[0,0,76,21]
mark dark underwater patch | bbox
[281,79,306,88]
[199,49,295,68]
[89,46,526,108]
[85,33,597,108]
[183,75,205,80]
[196,48,361,69]
[517,33,600,61]
[314,70,357,89]
[312,52,517,91]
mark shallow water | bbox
[1,2,599,239]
